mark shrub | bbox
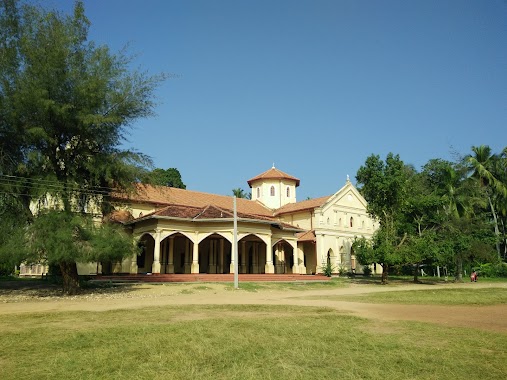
[477,262,507,278]
[320,262,335,277]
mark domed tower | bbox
[247,165,300,209]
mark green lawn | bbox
[315,287,507,305]
[1,299,506,379]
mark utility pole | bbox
[233,196,239,289]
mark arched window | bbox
[270,186,275,196]
[350,217,354,227]
[286,187,290,197]
[257,187,260,198]
[339,218,342,226]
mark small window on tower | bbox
[257,187,260,198]
[350,217,354,227]
[270,186,275,196]
[286,187,290,197]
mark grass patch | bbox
[224,282,265,292]
[475,277,507,283]
[193,285,211,290]
[0,304,506,379]
[274,277,348,290]
[321,287,507,305]
[224,278,348,292]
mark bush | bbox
[477,262,507,278]
[338,265,349,276]
[320,262,335,277]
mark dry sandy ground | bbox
[1,280,506,333]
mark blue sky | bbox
[50,0,506,200]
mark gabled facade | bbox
[276,177,378,274]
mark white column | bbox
[160,239,166,274]
[316,233,325,274]
[130,238,138,274]
[230,237,236,274]
[292,241,299,274]
[298,244,306,274]
[264,235,274,274]
[152,231,161,274]
[191,234,199,274]
[336,237,342,270]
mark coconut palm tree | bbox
[424,159,486,281]
[466,145,506,258]
[232,188,251,199]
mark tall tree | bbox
[232,188,251,199]
[400,169,443,282]
[355,153,409,283]
[466,145,506,258]
[0,1,164,292]
[423,159,490,280]
[143,168,186,188]
[496,147,507,258]
[1,0,160,211]
[24,209,139,293]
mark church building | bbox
[100,166,379,277]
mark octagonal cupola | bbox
[247,165,299,209]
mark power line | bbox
[0,181,110,197]
[0,175,131,198]
[0,174,116,192]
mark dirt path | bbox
[1,281,506,332]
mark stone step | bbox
[95,273,331,283]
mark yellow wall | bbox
[250,179,297,209]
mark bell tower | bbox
[247,165,299,209]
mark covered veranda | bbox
[117,208,309,277]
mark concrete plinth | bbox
[264,263,275,274]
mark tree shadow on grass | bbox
[347,275,449,286]
[0,277,142,298]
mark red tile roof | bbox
[296,230,316,242]
[113,184,273,217]
[274,195,331,215]
[113,183,333,234]
[247,167,300,187]
[133,203,301,231]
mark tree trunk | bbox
[381,263,389,284]
[488,196,501,259]
[60,261,80,295]
[455,256,463,282]
[413,263,420,283]
[501,219,506,261]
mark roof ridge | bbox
[247,167,300,187]
[193,204,211,220]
